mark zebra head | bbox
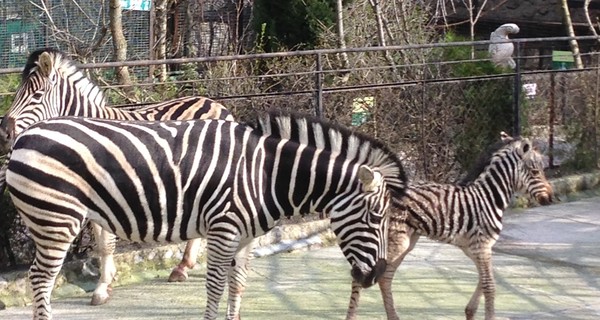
[501,133,554,205]
[1,48,105,142]
[330,164,393,288]
[257,110,407,288]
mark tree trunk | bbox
[561,0,584,69]
[368,0,394,66]
[109,0,132,87]
[336,0,350,71]
[154,0,169,82]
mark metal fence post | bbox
[513,42,521,136]
[315,53,323,117]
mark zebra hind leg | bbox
[226,239,257,320]
[203,232,241,320]
[168,238,203,282]
[27,225,81,319]
[91,223,118,306]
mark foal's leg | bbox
[379,227,420,320]
[463,245,496,320]
[91,223,118,305]
[345,217,418,320]
[168,238,203,282]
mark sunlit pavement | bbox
[3,197,600,319]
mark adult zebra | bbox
[5,110,407,319]
[0,48,231,306]
[345,133,554,320]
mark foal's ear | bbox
[521,138,532,154]
[358,165,383,192]
[500,131,512,142]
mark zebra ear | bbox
[38,52,54,78]
[500,131,512,142]
[358,165,383,192]
[521,139,531,154]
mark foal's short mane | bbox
[458,137,523,186]
[254,109,407,194]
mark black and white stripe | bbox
[0,47,233,307]
[7,110,407,320]
[346,134,554,320]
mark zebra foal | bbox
[0,47,231,306]
[346,133,554,320]
[6,110,407,320]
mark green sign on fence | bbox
[120,0,151,11]
[552,50,574,70]
[351,97,374,126]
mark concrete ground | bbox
[2,196,600,319]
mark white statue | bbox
[489,23,520,69]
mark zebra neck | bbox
[266,143,357,219]
[471,165,518,211]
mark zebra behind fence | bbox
[345,133,554,320]
[0,48,232,306]
[6,110,407,320]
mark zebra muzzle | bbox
[350,258,387,288]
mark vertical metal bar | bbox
[594,54,599,167]
[421,67,427,179]
[513,42,521,136]
[149,2,156,80]
[315,53,323,117]
[549,73,556,168]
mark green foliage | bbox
[562,101,598,171]
[0,74,21,115]
[253,0,336,52]
[441,33,517,170]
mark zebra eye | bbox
[530,169,541,175]
[31,92,44,102]
[370,211,383,225]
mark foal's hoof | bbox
[168,266,189,282]
[90,287,112,306]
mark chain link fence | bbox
[1,37,599,269]
[0,0,251,69]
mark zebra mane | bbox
[21,47,107,106]
[458,137,523,186]
[254,109,407,194]
[24,48,66,80]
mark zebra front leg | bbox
[464,247,495,320]
[91,223,117,306]
[226,239,256,320]
[168,238,203,282]
[345,280,363,320]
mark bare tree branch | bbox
[583,0,600,46]
[561,0,584,69]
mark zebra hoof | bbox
[168,266,188,282]
[90,287,112,306]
